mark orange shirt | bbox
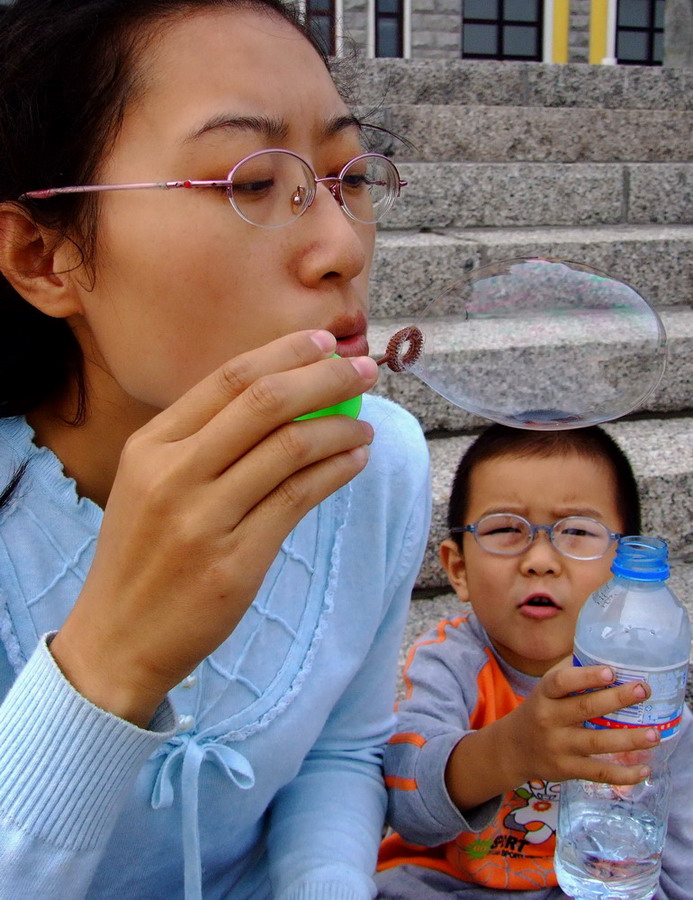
[378,616,559,890]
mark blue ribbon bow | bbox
[151,732,255,898]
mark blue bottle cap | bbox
[611,535,670,581]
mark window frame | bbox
[305,0,337,56]
[461,0,544,61]
[615,0,664,66]
[374,0,405,57]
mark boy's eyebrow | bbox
[185,113,361,143]
[552,507,609,521]
[476,505,608,521]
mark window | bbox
[616,0,664,65]
[462,0,543,60]
[305,0,336,55]
[375,0,404,57]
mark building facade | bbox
[0,0,689,65]
[302,0,689,65]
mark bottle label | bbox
[589,582,617,609]
[573,644,688,740]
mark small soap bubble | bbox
[377,258,667,430]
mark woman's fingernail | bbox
[646,728,659,742]
[359,422,375,444]
[600,667,615,682]
[349,356,378,379]
[633,683,647,699]
[311,330,336,353]
[350,445,370,465]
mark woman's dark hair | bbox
[447,424,642,542]
[0,0,329,420]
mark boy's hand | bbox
[505,660,659,788]
[445,659,659,812]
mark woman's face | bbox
[66,7,375,411]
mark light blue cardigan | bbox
[0,394,431,900]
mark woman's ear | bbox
[0,202,84,318]
[440,538,470,602]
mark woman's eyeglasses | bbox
[20,148,407,229]
[451,513,621,560]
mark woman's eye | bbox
[232,178,275,196]
[341,173,369,189]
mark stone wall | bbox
[342,0,369,53]
[665,0,693,67]
[410,0,461,58]
[568,0,591,63]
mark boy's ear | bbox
[440,538,470,602]
[0,202,84,318]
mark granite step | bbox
[377,161,693,231]
[370,225,693,318]
[414,417,693,593]
[358,105,693,164]
[369,306,693,431]
[345,59,693,110]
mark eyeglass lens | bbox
[227,152,398,228]
[474,514,612,559]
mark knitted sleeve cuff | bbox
[0,634,176,850]
[278,865,375,900]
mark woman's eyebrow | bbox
[323,113,362,138]
[185,114,289,143]
[185,112,361,143]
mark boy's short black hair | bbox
[447,424,641,543]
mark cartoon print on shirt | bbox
[504,779,561,845]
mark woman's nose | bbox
[293,182,371,288]
[519,531,563,576]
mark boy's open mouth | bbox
[524,595,557,607]
[519,594,562,618]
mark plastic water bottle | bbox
[555,536,691,900]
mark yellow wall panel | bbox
[552,0,570,63]
[589,0,609,64]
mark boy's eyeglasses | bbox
[19,148,407,229]
[451,514,621,561]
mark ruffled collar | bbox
[0,415,102,529]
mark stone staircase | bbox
[345,58,693,701]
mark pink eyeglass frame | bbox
[19,148,407,227]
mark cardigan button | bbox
[177,714,196,732]
[180,674,198,689]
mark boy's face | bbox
[440,451,625,677]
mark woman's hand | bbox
[50,330,377,726]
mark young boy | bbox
[376,425,693,899]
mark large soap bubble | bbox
[375,258,667,430]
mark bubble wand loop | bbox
[374,326,425,372]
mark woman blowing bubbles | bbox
[0,1,430,897]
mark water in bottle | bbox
[555,536,691,900]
